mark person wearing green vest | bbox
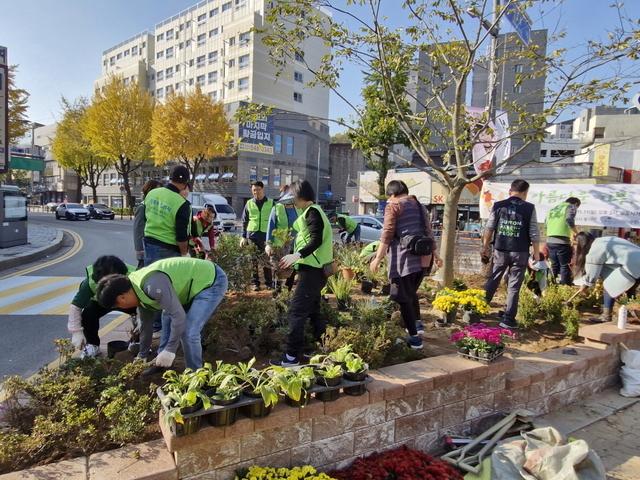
[359,241,380,262]
[240,181,275,290]
[133,179,162,269]
[189,204,217,258]
[271,180,333,366]
[67,256,137,359]
[96,257,228,370]
[545,197,581,285]
[331,212,361,243]
[266,185,301,291]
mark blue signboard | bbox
[238,116,274,155]
[504,2,531,46]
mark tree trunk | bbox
[376,148,390,215]
[122,172,133,210]
[91,185,98,203]
[439,184,463,287]
[75,175,82,203]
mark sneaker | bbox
[499,319,519,330]
[407,335,424,350]
[80,344,100,359]
[416,321,425,335]
[270,353,300,367]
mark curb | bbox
[0,228,65,272]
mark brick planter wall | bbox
[3,323,640,480]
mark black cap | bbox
[170,165,190,183]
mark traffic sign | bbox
[0,46,7,174]
[504,2,531,46]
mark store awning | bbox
[9,154,44,172]
[221,172,234,180]
[208,173,220,180]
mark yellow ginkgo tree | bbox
[151,86,232,186]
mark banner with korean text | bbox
[480,182,640,228]
[238,115,274,155]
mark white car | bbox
[351,215,384,243]
[55,203,91,221]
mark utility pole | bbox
[486,0,500,124]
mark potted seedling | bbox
[208,377,243,427]
[314,362,343,402]
[360,267,375,294]
[343,352,369,396]
[273,366,316,407]
[235,358,279,418]
[161,370,211,436]
[337,246,362,281]
[433,288,459,325]
[456,289,489,324]
[326,275,354,311]
[328,344,353,366]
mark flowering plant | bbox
[450,323,515,353]
[235,465,336,480]
[455,289,490,315]
[432,288,459,313]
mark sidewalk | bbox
[0,224,63,270]
[535,389,640,479]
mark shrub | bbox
[539,284,575,323]
[562,306,581,339]
[517,288,541,329]
[209,234,257,292]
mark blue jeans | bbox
[603,280,639,310]
[159,265,228,369]
[547,243,573,285]
[143,239,180,330]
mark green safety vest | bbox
[144,187,189,245]
[338,214,358,234]
[128,257,217,311]
[360,241,380,259]
[247,198,274,233]
[546,202,572,238]
[293,204,333,269]
[86,263,136,297]
[189,217,213,247]
[271,203,301,247]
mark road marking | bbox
[0,282,80,315]
[0,229,84,280]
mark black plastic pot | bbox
[204,386,217,398]
[361,280,373,294]
[315,375,342,387]
[107,340,128,359]
[337,299,349,311]
[380,284,391,295]
[343,370,368,396]
[315,389,340,402]
[241,390,273,419]
[208,396,240,427]
[174,399,203,436]
[285,391,311,407]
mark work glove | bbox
[71,331,86,350]
[155,350,176,367]
[240,237,249,248]
[265,244,274,256]
[280,252,301,270]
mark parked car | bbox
[351,215,384,243]
[55,203,90,221]
[86,203,115,220]
[46,202,59,212]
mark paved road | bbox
[0,212,137,379]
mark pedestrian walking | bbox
[265,185,300,291]
[370,180,441,349]
[545,197,581,285]
[133,179,161,269]
[271,180,334,366]
[96,257,228,371]
[570,233,640,322]
[482,179,542,329]
[331,212,361,243]
[240,181,274,290]
[67,256,137,358]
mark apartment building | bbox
[88,0,331,211]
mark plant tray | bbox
[457,349,504,364]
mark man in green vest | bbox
[96,257,228,370]
[272,180,333,366]
[359,240,380,262]
[240,181,274,290]
[331,212,361,244]
[67,256,137,359]
[545,197,581,285]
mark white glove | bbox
[240,238,249,248]
[265,244,274,256]
[155,350,176,367]
[280,252,301,269]
[67,305,83,334]
[71,331,86,350]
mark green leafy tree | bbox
[260,0,640,286]
[0,65,30,183]
[52,97,111,202]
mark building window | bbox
[132,46,138,55]
[166,85,174,94]
[166,29,174,40]
[186,39,192,47]
[189,59,194,67]
[165,67,174,79]
[513,84,522,94]
[284,169,292,185]
[197,33,206,46]
[209,91,218,100]
[209,27,219,38]
[208,51,218,64]
[110,56,115,65]
[157,71,164,81]
[222,2,232,12]
[197,75,205,86]
[228,58,235,68]
[239,54,249,69]
[228,36,236,47]
[175,82,180,90]
[210,7,219,17]
[175,64,181,72]
[197,55,206,68]
[208,71,218,84]
[594,127,605,139]
[293,92,303,103]
[156,51,164,59]
[197,12,207,22]
[117,52,122,60]
[157,33,164,41]
[186,20,191,28]
[274,134,282,153]
[188,78,194,86]
[294,71,303,82]
[124,49,130,57]
[166,47,174,59]
[250,166,257,182]
[239,31,250,45]
[262,167,269,185]
[238,77,249,90]
[102,173,109,186]
[178,42,184,50]
[514,64,523,73]
[273,168,281,187]
[286,136,294,155]
[295,51,304,62]
[228,80,235,89]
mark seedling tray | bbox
[457,349,504,364]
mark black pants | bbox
[81,300,136,346]
[485,250,528,323]
[285,266,327,357]
[250,237,273,287]
[547,243,573,285]
[390,270,424,336]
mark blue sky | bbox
[3,1,639,134]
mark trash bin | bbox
[0,185,28,248]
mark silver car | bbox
[351,215,384,243]
[55,203,90,221]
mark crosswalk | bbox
[0,275,83,315]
